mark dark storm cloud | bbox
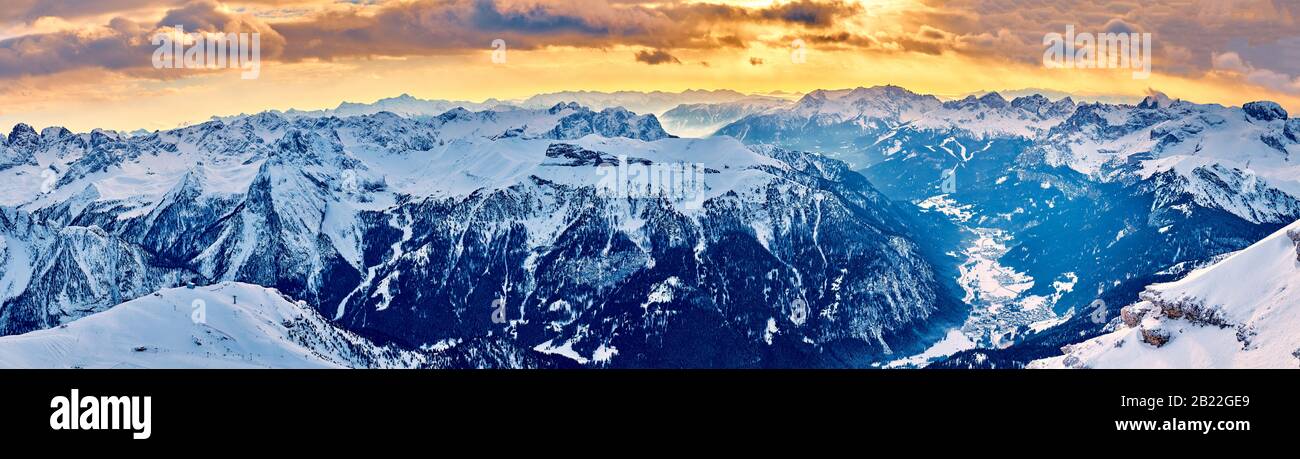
[634,49,680,65]
[758,0,859,27]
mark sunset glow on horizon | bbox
[1,0,1298,132]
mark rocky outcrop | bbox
[1244,101,1288,122]
[1140,326,1170,347]
[1114,290,1235,349]
[1289,227,1300,262]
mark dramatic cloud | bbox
[271,0,863,61]
[0,0,286,79]
[904,0,1300,91]
[1214,51,1300,94]
[2,0,1299,98]
[757,0,860,27]
[0,0,867,79]
[0,18,150,78]
[0,0,180,25]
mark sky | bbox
[0,0,1298,132]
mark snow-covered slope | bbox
[1031,219,1300,368]
[0,282,429,368]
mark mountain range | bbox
[0,98,961,368]
[1,85,1297,368]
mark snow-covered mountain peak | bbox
[975,91,1008,108]
[791,85,942,122]
[39,126,73,143]
[547,101,584,114]
[797,85,920,106]
[435,107,475,121]
[943,93,1003,111]
[1,124,41,167]
[7,123,38,146]
[1137,90,1177,110]
[1009,94,1077,118]
[239,111,290,130]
